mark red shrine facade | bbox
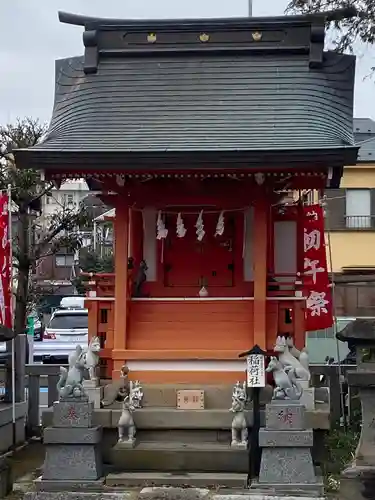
[16,11,357,382]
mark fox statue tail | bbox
[57,366,68,397]
[286,368,303,400]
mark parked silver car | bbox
[35,308,88,364]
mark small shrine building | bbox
[16,10,357,382]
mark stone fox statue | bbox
[118,395,136,443]
[57,345,86,399]
[266,356,303,401]
[274,335,311,383]
[230,381,248,447]
[82,336,101,380]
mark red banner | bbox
[0,195,12,328]
[302,204,333,331]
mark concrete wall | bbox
[329,231,375,272]
[0,402,27,453]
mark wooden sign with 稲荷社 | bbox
[246,354,266,388]
[176,390,205,409]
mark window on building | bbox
[55,255,75,267]
[63,194,74,206]
[46,193,53,205]
[345,189,371,228]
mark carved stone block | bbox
[259,429,313,448]
[82,383,104,409]
[40,400,103,485]
[53,399,93,428]
[176,390,204,409]
[43,445,102,481]
[43,426,102,445]
[259,447,316,484]
[300,387,315,411]
[265,400,305,430]
[258,400,321,494]
[113,439,136,450]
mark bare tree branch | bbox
[287,0,375,59]
[0,117,91,333]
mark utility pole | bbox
[248,0,252,16]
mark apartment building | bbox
[326,118,375,316]
[306,118,375,362]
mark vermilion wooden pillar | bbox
[252,196,268,350]
[112,203,129,379]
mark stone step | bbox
[125,384,328,410]
[137,384,271,409]
[106,471,248,488]
[109,441,248,473]
[42,405,330,430]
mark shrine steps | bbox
[41,384,330,479]
[105,471,248,488]
[109,441,248,473]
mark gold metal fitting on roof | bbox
[147,33,157,43]
[199,33,210,43]
[252,31,262,42]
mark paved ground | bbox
[4,442,344,499]
[4,441,45,499]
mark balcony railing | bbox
[345,215,374,229]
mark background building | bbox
[326,117,375,316]
[33,180,108,302]
[307,118,375,362]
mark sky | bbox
[0,0,374,124]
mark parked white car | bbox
[34,307,88,364]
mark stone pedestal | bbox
[252,400,323,497]
[0,456,12,498]
[114,439,136,450]
[300,387,315,411]
[83,379,104,409]
[297,381,315,411]
[341,371,375,499]
[33,397,103,495]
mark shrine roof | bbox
[336,318,375,345]
[15,9,358,170]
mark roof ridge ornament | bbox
[252,31,262,42]
[58,7,358,75]
[147,33,157,43]
[199,33,210,43]
[58,8,357,28]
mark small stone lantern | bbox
[336,319,375,499]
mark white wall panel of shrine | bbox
[142,207,157,282]
[274,220,297,289]
[243,208,254,281]
[127,360,247,372]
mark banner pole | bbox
[8,184,16,440]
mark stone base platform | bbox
[340,465,375,500]
[23,485,325,500]
[250,478,325,498]
[42,406,331,431]
[34,477,105,492]
[111,441,248,472]
[0,456,12,497]
[106,472,247,488]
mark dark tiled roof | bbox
[357,136,375,162]
[353,118,375,135]
[31,51,355,154]
[336,318,375,344]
